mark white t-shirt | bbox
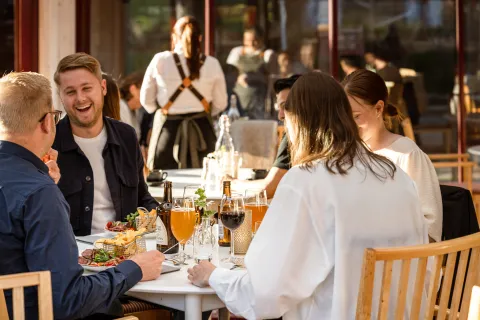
[74,126,116,234]
[375,136,443,242]
[209,157,428,320]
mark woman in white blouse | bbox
[188,72,428,320]
[140,16,227,170]
[342,69,442,242]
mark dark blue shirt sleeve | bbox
[23,185,143,320]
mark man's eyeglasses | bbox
[39,110,63,125]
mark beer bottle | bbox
[156,181,179,253]
[218,181,232,247]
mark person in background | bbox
[364,42,377,72]
[343,69,442,242]
[53,53,158,236]
[339,54,363,76]
[102,72,122,121]
[224,64,245,117]
[119,71,145,140]
[233,74,300,198]
[226,27,277,119]
[187,71,427,319]
[372,46,403,85]
[141,15,227,170]
[0,71,164,320]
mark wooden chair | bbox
[356,232,480,320]
[0,271,138,320]
[428,154,475,193]
[428,153,479,222]
[468,285,480,319]
[0,271,53,320]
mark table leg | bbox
[185,294,202,320]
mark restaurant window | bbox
[124,0,205,75]
[0,0,14,75]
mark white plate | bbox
[81,265,114,272]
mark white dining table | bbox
[78,235,236,320]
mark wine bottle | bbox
[156,181,179,254]
[218,181,232,247]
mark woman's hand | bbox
[187,261,216,287]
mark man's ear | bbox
[40,112,53,134]
[101,79,107,96]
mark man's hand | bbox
[187,261,216,287]
[42,148,61,184]
[129,250,165,281]
[237,74,248,88]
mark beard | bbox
[68,104,103,128]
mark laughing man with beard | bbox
[52,53,158,236]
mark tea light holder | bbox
[232,209,252,255]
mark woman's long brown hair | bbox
[285,72,396,181]
[173,16,203,81]
[102,73,121,121]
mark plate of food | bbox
[105,208,157,238]
[78,248,125,272]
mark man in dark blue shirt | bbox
[0,72,164,319]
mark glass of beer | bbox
[171,197,196,264]
[244,189,268,234]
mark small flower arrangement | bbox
[194,187,216,218]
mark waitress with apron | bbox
[140,15,227,170]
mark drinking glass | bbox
[171,197,196,264]
[220,194,245,260]
[253,221,262,238]
[244,189,268,233]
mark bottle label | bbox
[156,216,168,246]
[218,219,224,239]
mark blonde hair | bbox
[54,52,102,85]
[0,72,52,134]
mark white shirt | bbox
[375,136,443,242]
[120,99,141,140]
[209,158,428,320]
[73,127,116,234]
[140,46,228,116]
[226,46,276,73]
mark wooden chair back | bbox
[468,285,480,319]
[356,232,480,320]
[428,154,475,193]
[0,271,53,320]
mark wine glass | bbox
[244,189,268,234]
[220,193,245,261]
[170,197,196,265]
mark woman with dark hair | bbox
[343,69,442,242]
[140,16,227,170]
[102,73,121,121]
[187,72,427,319]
